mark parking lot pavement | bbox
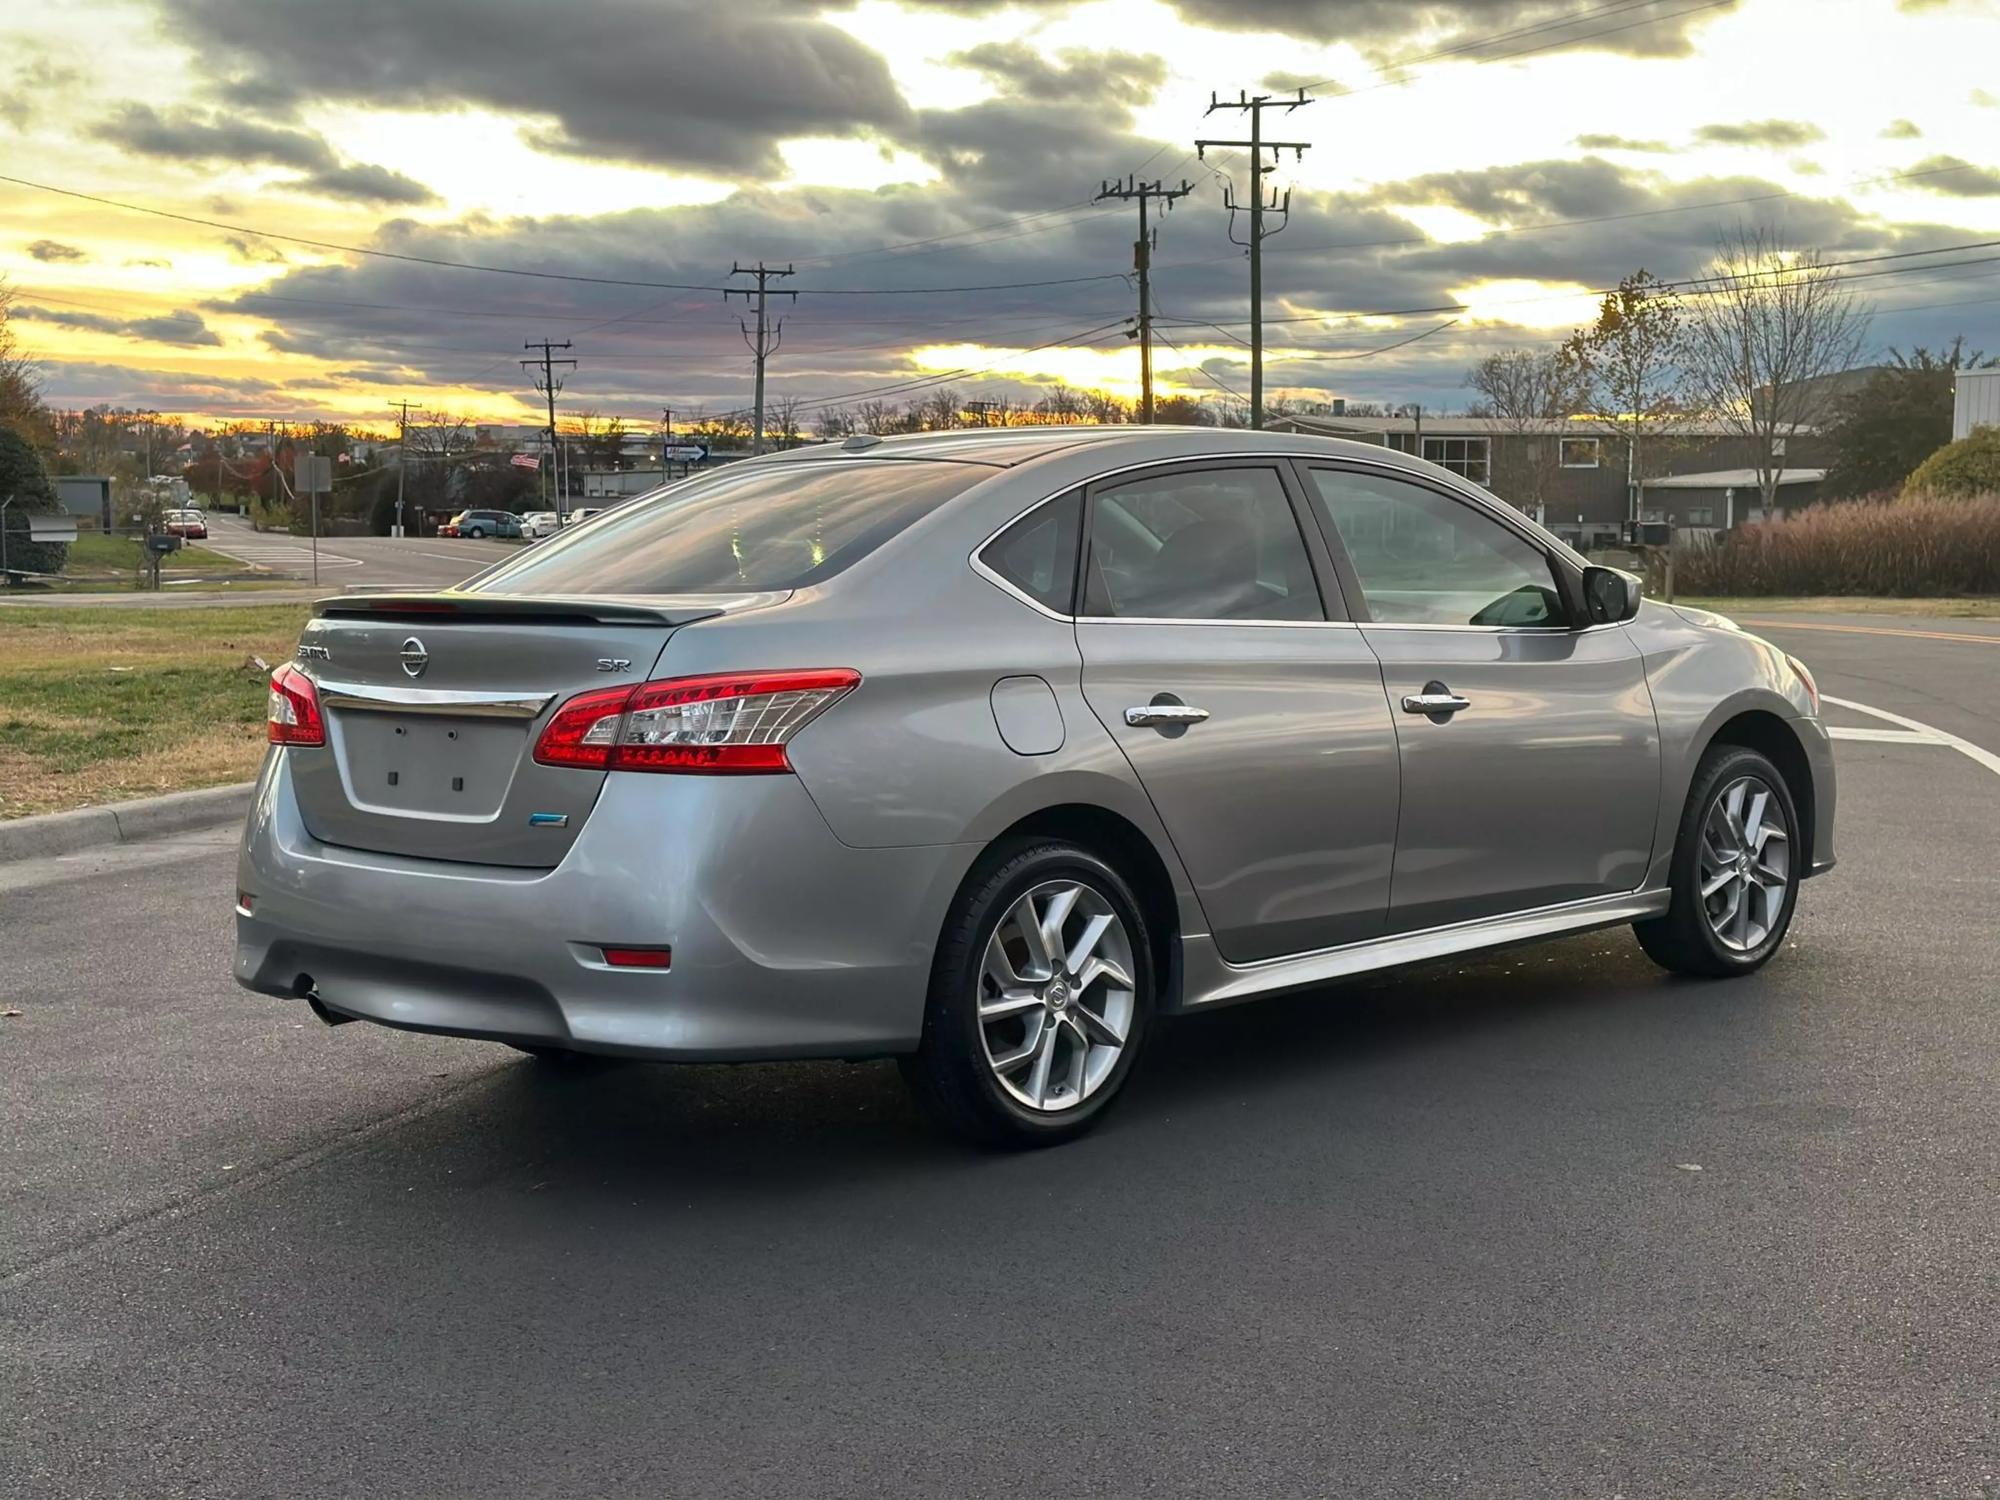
[3,624,1997,1497]
[200,514,521,591]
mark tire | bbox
[1634,744,1802,978]
[901,839,1157,1149]
[466,526,486,539]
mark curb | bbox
[0,782,254,864]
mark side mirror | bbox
[1581,565,1641,625]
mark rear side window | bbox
[1081,466,1323,622]
[469,460,988,595]
[979,492,1080,614]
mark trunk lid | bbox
[286,593,775,867]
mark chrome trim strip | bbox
[1180,888,1671,1009]
[965,447,1586,628]
[318,683,556,719]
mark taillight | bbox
[267,664,325,746]
[533,669,859,774]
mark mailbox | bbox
[146,532,183,555]
[1622,521,1672,547]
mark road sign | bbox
[293,454,333,494]
[663,442,708,464]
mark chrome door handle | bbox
[1125,704,1211,727]
[1401,681,1471,721]
[1400,693,1470,714]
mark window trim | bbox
[1559,436,1602,469]
[1420,434,1491,487]
[967,450,1593,627]
[1291,459,1581,632]
[1075,458,1344,626]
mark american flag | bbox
[509,453,540,470]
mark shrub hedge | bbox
[1672,493,2000,597]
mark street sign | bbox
[293,454,333,494]
[663,442,708,464]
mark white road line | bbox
[1824,694,2000,781]
[1828,726,1946,745]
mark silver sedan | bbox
[236,427,1835,1146]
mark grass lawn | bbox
[0,604,311,818]
[2,532,254,594]
[1675,595,2000,619]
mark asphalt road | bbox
[3,616,1996,1498]
[201,512,521,591]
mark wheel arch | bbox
[963,802,1185,1012]
[1700,706,1817,872]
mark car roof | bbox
[748,423,1431,471]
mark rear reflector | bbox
[601,946,672,969]
[267,664,326,746]
[534,669,859,774]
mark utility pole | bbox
[391,399,412,537]
[521,339,576,516]
[1196,87,1314,430]
[964,399,1004,427]
[1095,174,1194,424]
[661,406,673,486]
[725,263,795,455]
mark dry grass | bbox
[1676,595,2000,619]
[1673,493,2000,597]
[0,604,311,818]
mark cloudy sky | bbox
[4,0,1999,430]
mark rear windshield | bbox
[468,459,989,595]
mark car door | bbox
[1074,460,1401,963]
[1298,462,1660,935]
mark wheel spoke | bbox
[1076,953,1134,996]
[1024,1021,1060,1106]
[983,942,1029,993]
[979,990,1043,1021]
[1700,866,1736,899]
[1742,789,1770,851]
[1059,1018,1090,1100]
[1073,1001,1125,1047]
[1732,878,1752,944]
[988,1012,1046,1074]
[1065,912,1113,975]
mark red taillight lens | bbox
[267,664,325,746]
[532,683,636,770]
[533,669,859,774]
[601,946,672,969]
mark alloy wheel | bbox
[1698,774,1791,953]
[977,880,1136,1113]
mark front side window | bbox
[1306,468,1565,628]
[1560,437,1601,468]
[980,492,1080,614]
[1421,436,1491,487]
[1082,466,1322,622]
[469,459,988,595]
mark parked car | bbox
[239,428,1835,1147]
[521,511,560,540]
[163,508,207,540]
[563,507,604,527]
[438,509,522,539]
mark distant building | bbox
[1267,412,1828,547]
[1953,368,2000,440]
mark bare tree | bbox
[1035,382,1085,424]
[1465,347,1589,516]
[813,405,858,441]
[1081,388,1131,425]
[769,394,804,449]
[1681,227,1871,514]
[917,387,962,431]
[854,398,901,435]
[1561,270,1690,520]
[0,278,51,446]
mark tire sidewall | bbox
[1677,746,1802,970]
[928,841,1156,1143]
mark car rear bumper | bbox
[234,751,978,1060]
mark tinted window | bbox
[1081,467,1321,622]
[980,492,1080,613]
[1307,468,1564,627]
[470,460,987,595]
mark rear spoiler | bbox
[312,591,783,627]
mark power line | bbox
[1196,87,1315,429]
